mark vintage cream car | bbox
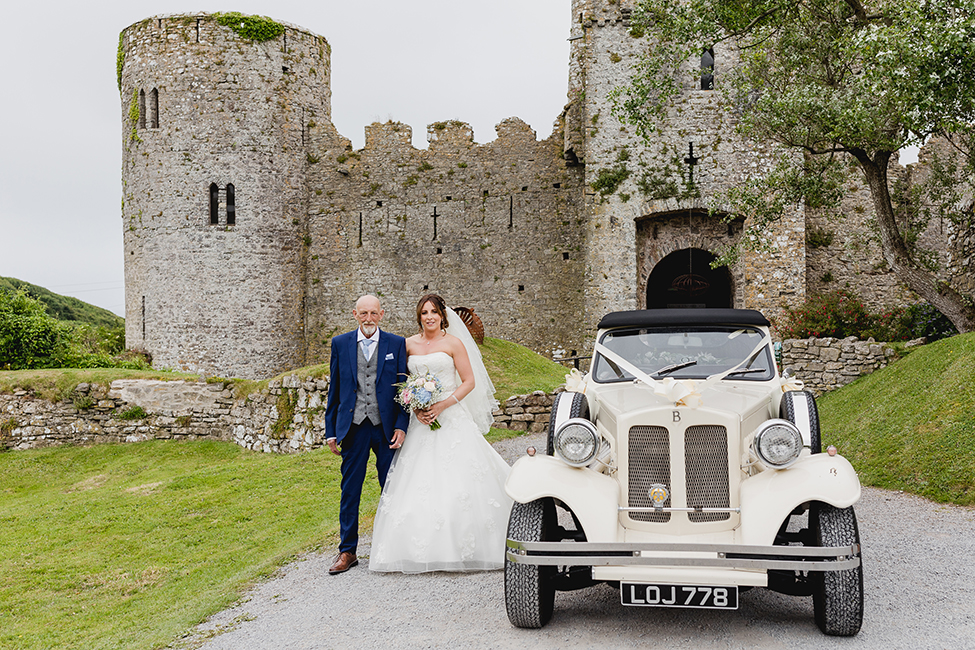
[504,308,863,636]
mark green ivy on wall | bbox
[116,31,126,92]
[214,12,285,42]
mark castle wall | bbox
[571,0,806,336]
[302,118,588,360]
[120,15,330,378]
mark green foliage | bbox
[590,148,632,198]
[271,390,297,439]
[819,333,975,504]
[0,418,17,435]
[0,440,353,649]
[806,227,835,248]
[116,31,125,92]
[776,290,958,342]
[0,290,69,370]
[0,277,122,328]
[776,289,874,339]
[0,368,197,403]
[213,12,285,42]
[115,405,148,421]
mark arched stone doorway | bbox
[646,248,733,309]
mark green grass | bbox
[0,440,376,650]
[819,332,975,505]
[480,336,569,401]
[0,368,199,402]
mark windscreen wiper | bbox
[655,360,697,377]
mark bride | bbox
[368,294,513,573]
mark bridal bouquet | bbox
[395,371,446,430]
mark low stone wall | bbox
[491,390,561,434]
[0,375,562,453]
[0,337,899,452]
[781,336,897,395]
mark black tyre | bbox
[812,503,864,636]
[504,498,557,628]
[547,391,590,455]
[780,390,822,454]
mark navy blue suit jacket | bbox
[324,329,410,444]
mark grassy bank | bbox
[819,332,975,505]
[0,440,366,650]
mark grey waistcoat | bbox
[353,341,381,426]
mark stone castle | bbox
[119,1,936,379]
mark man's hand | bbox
[327,438,340,455]
[389,428,406,449]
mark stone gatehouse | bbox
[119,2,941,379]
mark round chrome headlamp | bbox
[752,419,804,468]
[553,418,599,467]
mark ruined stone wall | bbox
[301,117,589,361]
[120,14,330,378]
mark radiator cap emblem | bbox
[649,483,669,508]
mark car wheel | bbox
[546,391,590,455]
[812,503,864,636]
[780,390,822,454]
[504,498,557,628]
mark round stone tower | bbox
[120,13,330,378]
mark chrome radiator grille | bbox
[684,425,731,522]
[627,426,671,522]
[627,424,730,524]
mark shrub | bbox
[776,290,874,339]
[778,292,959,342]
[0,290,69,370]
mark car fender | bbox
[505,455,620,542]
[739,453,862,546]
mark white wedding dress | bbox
[369,351,513,573]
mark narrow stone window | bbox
[553,183,561,189]
[701,48,715,90]
[209,183,219,224]
[195,18,201,43]
[563,252,570,260]
[436,247,442,254]
[518,285,525,292]
[522,186,528,191]
[377,200,383,207]
[483,190,489,197]
[138,89,146,129]
[226,183,236,225]
[149,88,159,128]
[141,296,146,340]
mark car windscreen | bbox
[591,326,774,383]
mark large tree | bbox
[614,0,975,332]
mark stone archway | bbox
[636,210,741,309]
[646,248,733,309]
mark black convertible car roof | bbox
[598,308,770,329]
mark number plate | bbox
[621,583,738,609]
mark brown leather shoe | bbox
[328,551,358,575]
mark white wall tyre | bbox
[780,390,822,454]
[546,391,590,456]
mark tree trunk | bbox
[853,151,975,334]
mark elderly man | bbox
[324,295,409,574]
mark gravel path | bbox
[179,435,975,650]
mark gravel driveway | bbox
[180,434,975,650]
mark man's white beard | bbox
[360,325,377,337]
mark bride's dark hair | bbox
[415,293,449,331]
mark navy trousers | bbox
[338,419,394,554]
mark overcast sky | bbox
[0,1,570,317]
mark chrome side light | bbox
[752,419,804,469]
[553,418,599,467]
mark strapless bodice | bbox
[408,351,457,393]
